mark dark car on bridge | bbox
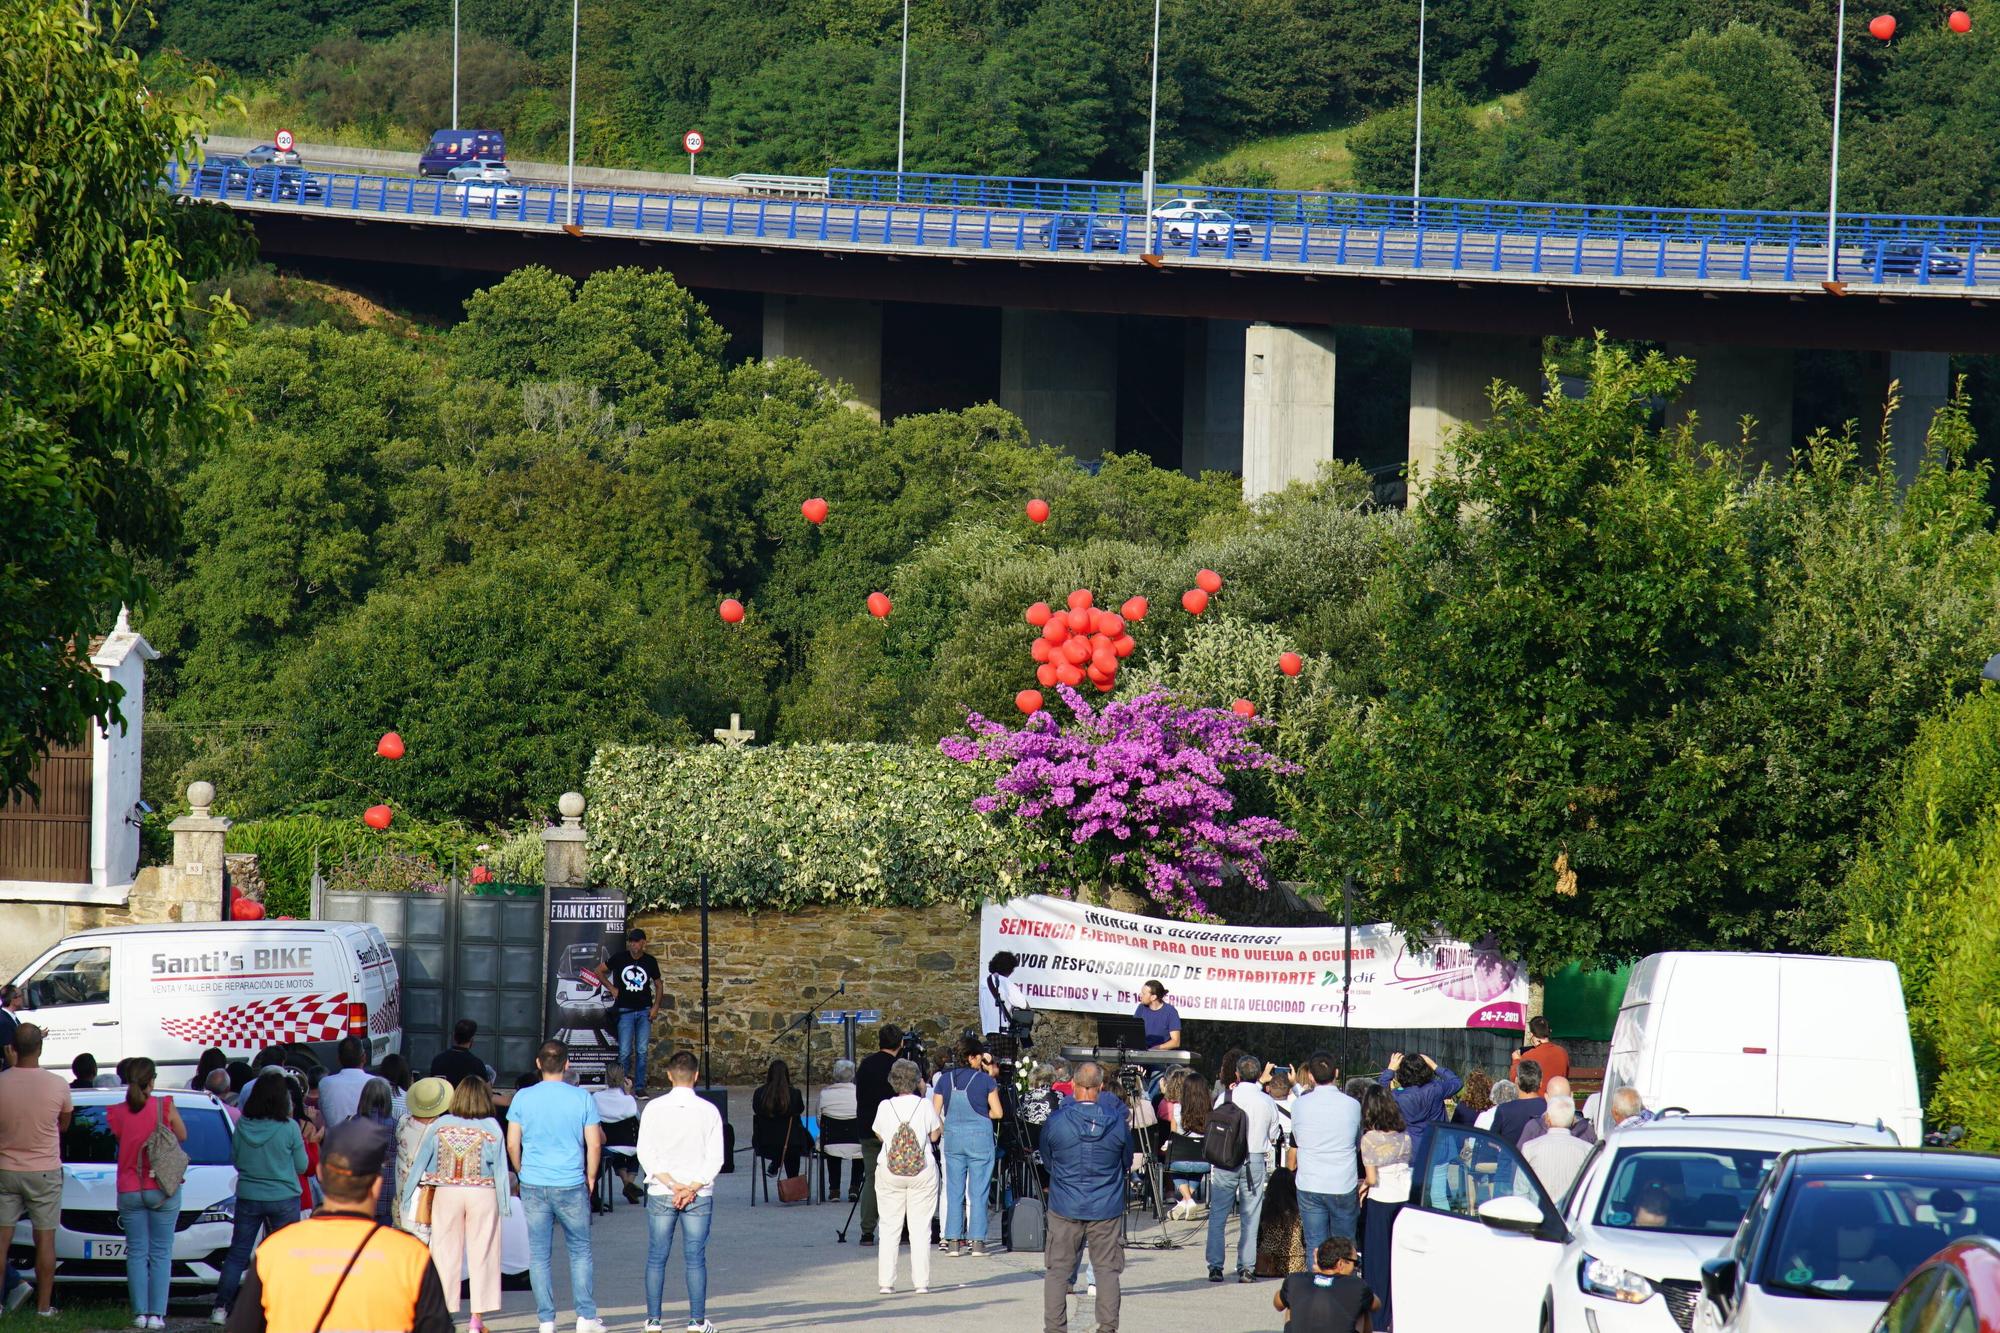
[190,156,251,194]
[420,128,507,177]
[1852,240,1965,279]
[247,165,325,202]
[1034,214,1127,251]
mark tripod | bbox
[836,1187,862,1243]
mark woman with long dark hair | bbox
[1360,1084,1413,1331]
[356,1078,399,1224]
[108,1058,188,1329]
[1165,1072,1213,1220]
[752,1059,807,1181]
[213,1071,308,1322]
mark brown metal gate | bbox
[0,740,93,883]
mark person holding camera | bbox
[934,1036,1003,1257]
[981,953,1033,1047]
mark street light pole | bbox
[1412,0,1427,207]
[1826,0,1848,282]
[451,0,460,129]
[896,0,910,190]
[565,0,579,226]
[1143,0,1163,244]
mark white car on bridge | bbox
[452,178,524,212]
[1150,199,1254,247]
[1390,1114,1898,1333]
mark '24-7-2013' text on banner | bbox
[980,895,1527,1030]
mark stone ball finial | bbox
[558,791,586,821]
[187,781,215,817]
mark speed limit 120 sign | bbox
[274,128,295,152]
[683,130,705,155]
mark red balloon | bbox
[1279,652,1304,677]
[801,497,830,525]
[1196,569,1224,594]
[363,804,393,830]
[1869,12,1896,38]
[1092,649,1117,675]
[1112,635,1136,660]
[1067,589,1094,611]
[1026,498,1051,524]
[1026,601,1053,627]
[231,897,266,921]
[1042,619,1070,645]
[867,591,893,618]
[1031,638,1054,664]
[1063,638,1093,666]
[1067,607,1094,633]
[1120,596,1149,623]
[1232,698,1257,717]
[1037,662,1059,688]
[1016,689,1044,715]
[719,598,746,624]
[376,731,405,761]
[1093,676,1116,692]
[1182,588,1210,616]
[1056,662,1085,687]
[470,864,495,885]
[1950,8,1971,30]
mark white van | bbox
[1601,951,1922,1146]
[10,921,402,1078]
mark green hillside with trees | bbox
[149,0,2000,213]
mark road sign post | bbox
[684,130,704,178]
[274,128,294,154]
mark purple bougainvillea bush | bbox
[940,686,1297,920]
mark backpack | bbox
[1007,1195,1046,1253]
[1203,1086,1251,1172]
[886,1105,927,1177]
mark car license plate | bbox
[87,1239,126,1260]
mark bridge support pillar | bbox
[1183,320,1247,476]
[1882,350,1951,483]
[1407,332,1542,495]
[1666,344,1795,469]
[1241,324,1336,500]
[999,310,1117,458]
[762,294,882,419]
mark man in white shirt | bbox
[978,952,1029,1043]
[315,1037,374,1128]
[1522,1095,1594,1204]
[637,1050,723,1333]
[1206,1054,1285,1284]
[1290,1052,1362,1260]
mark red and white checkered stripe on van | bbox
[159,992,350,1050]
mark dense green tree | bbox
[1582,70,1757,207]
[1651,26,1826,209]
[1,2,244,800]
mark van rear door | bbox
[1775,957,1920,1141]
[1651,954,1779,1114]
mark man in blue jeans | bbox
[1291,1053,1362,1263]
[507,1041,605,1333]
[637,1050,724,1333]
[1207,1054,1282,1283]
[600,929,663,1094]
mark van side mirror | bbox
[1700,1256,1739,1310]
[1477,1194,1547,1233]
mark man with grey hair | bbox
[1608,1086,1652,1129]
[1522,1094,1594,1200]
[1519,1076,1598,1147]
[1041,1062,1139,1333]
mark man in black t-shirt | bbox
[1275,1237,1376,1332]
[597,928,661,1093]
[852,1024,902,1248]
[428,1018,493,1086]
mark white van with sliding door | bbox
[10,921,401,1079]
[1600,952,1921,1146]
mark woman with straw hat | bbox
[396,1077,454,1237]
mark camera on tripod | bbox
[897,1026,928,1075]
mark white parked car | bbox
[453,179,524,211]
[1150,200,1253,247]
[9,1090,239,1290]
[1391,1115,1898,1333]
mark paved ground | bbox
[481,1092,1286,1333]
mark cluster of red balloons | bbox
[1871,11,1971,37]
[1019,588,1145,711]
[229,887,265,921]
[1182,568,1223,615]
[359,730,404,832]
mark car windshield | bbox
[63,1105,234,1167]
[1765,1175,2000,1301]
[1596,1147,1778,1236]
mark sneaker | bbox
[913,1287,928,1294]
[858,1232,876,1246]
[151,1319,169,1331]
[539,1323,557,1333]
[34,1310,60,1320]
[969,1241,989,1257]
[624,1180,646,1205]
[1208,1266,1224,1283]
[578,1320,608,1333]
[644,1323,665,1333]
[879,1286,894,1295]
[210,1308,228,1326]
[686,1323,715,1333]
[1239,1268,1259,1283]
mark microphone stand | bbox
[770,980,848,1157]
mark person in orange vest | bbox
[224,1118,451,1333]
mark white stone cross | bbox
[713,712,756,748]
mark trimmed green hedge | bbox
[587,742,1044,911]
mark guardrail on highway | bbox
[168,164,2000,291]
[825,168,1999,253]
